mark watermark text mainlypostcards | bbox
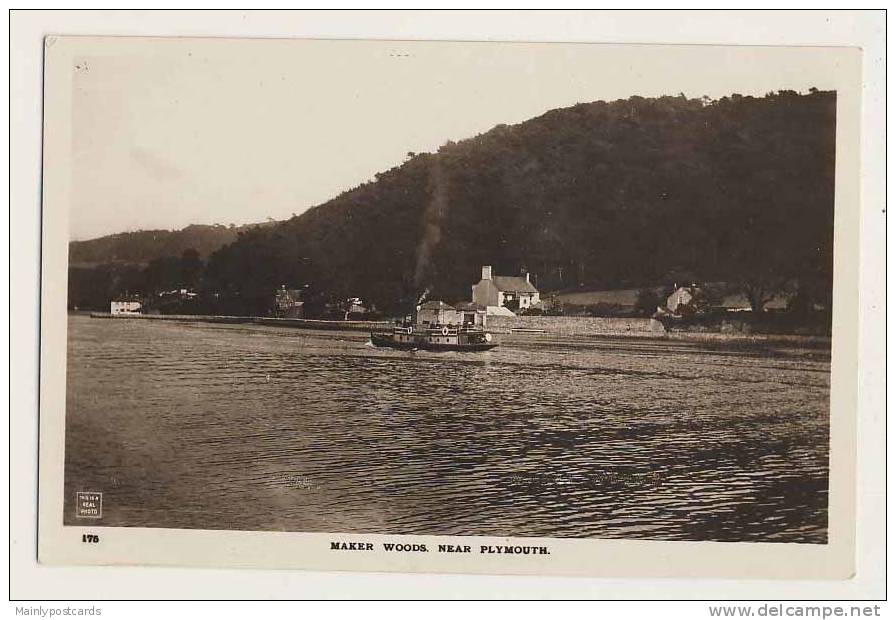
[15,607,102,617]
[708,605,881,618]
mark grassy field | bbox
[548,287,657,307]
[549,286,788,311]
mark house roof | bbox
[419,300,455,310]
[492,275,538,293]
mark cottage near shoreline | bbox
[471,265,541,316]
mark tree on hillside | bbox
[179,248,203,289]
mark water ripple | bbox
[64,316,829,542]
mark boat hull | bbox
[370,332,498,352]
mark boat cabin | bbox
[416,300,487,328]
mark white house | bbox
[471,265,540,315]
[110,299,142,315]
[666,286,696,314]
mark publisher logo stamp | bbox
[76,492,102,518]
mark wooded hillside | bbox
[69,90,836,320]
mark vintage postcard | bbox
[37,36,861,578]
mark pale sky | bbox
[67,38,843,240]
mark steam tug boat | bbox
[370,324,497,352]
[370,300,497,352]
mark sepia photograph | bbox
[33,32,865,580]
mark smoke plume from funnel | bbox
[412,159,448,291]
[416,288,430,306]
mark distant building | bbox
[157,288,199,307]
[159,288,198,299]
[274,286,305,318]
[471,265,540,315]
[347,297,368,316]
[665,284,790,315]
[325,296,368,320]
[110,299,142,315]
[666,285,697,314]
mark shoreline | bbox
[87,312,392,332]
[82,312,830,348]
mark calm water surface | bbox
[64,315,830,542]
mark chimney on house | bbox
[524,272,530,284]
[481,265,492,281]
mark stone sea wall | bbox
[488,315,667,338]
